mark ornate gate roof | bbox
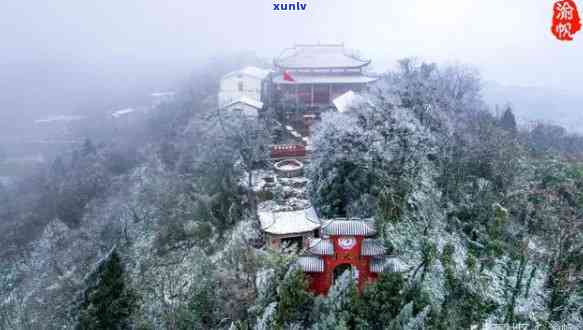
[321,219,376,237]
[361,239,386,256]
[307,238,334,255]
[298,256,325,273]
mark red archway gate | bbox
[297,219,394,295]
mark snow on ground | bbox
[111,108,137,118]
[34,115,84,124]
[0,176,13,186]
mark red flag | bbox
[283,70,295,82]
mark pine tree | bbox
[81,138,97,156]
[173,280,218,329]
[77,250,137,330]
[499,107,518,135]
[256,302,277,330]
[386,302,414,330]
[275,269,314,328]
[356,272,405,329]
[403,306,430,330]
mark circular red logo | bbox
[338,237,356,250]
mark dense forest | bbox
[1,57,582,329]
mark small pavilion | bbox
[258,206,321,250]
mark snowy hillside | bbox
[1,59,582,329]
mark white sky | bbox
[1,0,582,90]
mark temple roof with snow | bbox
[307,238,335,255]
[306,235,389,258]
[274,44,371,69]
[298,256,325,273]
[258,206,321,235]
[320,219,377,236]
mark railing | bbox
[271,144,306,158]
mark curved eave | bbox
[361,239,386,256]
[307,238,334,256]
[274,60,371,70]
[263,227,319,236]
[321,219,377,237]
[258,207,321,236]
[272,74,378,85]
[370,256,402,273]
[298,256,325,273]
[261,218,321,236]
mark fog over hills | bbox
[1,58,581,149]
[0,59,188,147]
[483,81,583,133]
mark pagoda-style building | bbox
[297,219,397,295]
[264,44,377,130]
[266,44,377,109]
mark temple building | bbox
[214,44,376,139]
[258,206,321,250]
[297,219,397,295]
[266,44,377,111]
[260,44,377,142]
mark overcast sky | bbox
[1,0,581,90]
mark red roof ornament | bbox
[283,70,295,82]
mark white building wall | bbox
[218,70,265,108]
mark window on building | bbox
[297,85,311,104]
[281,236,304,252]
[314,85,330,104]
[238,81,244,92]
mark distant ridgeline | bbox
[273,1,307,11]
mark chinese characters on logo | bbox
[551,0,582,41]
